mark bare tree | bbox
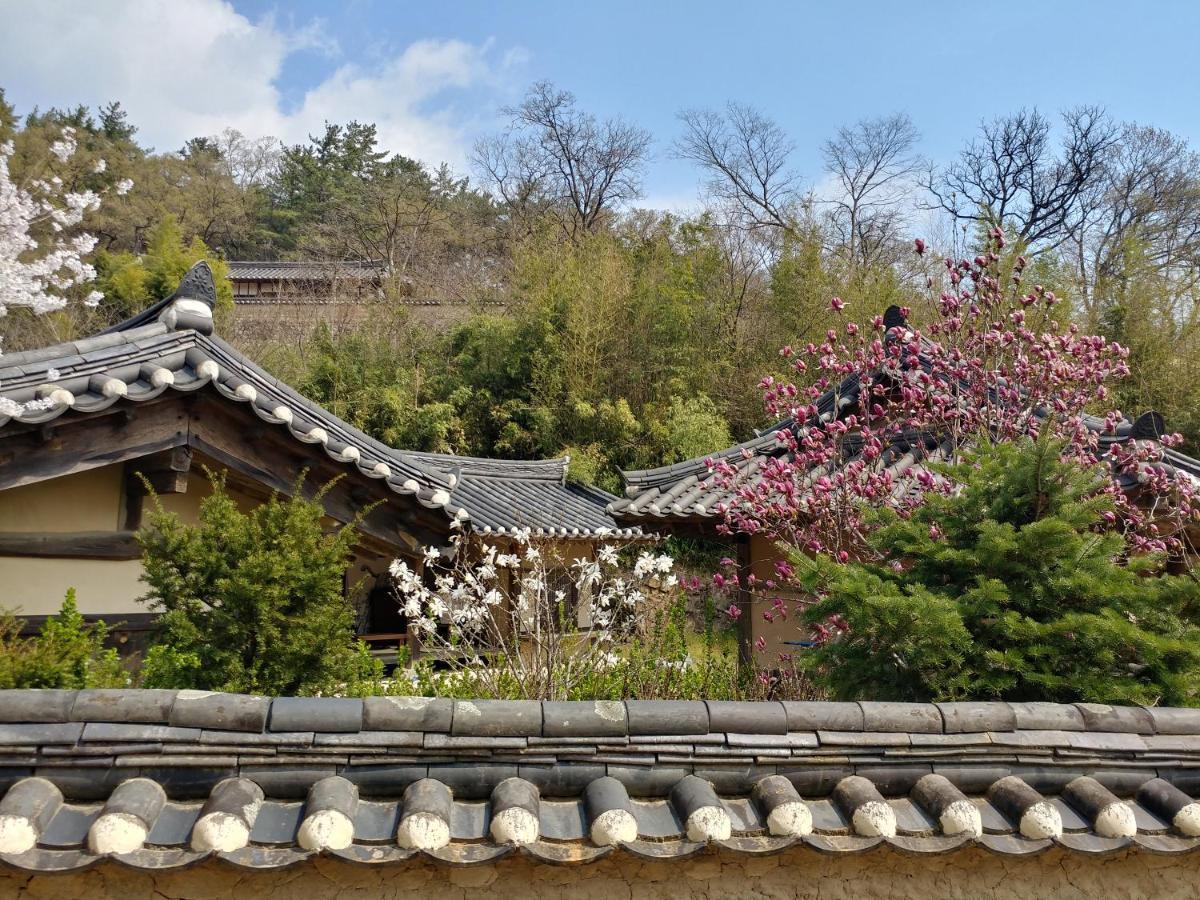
[473,82,651,241]
[822,113,921,268]
[214,128,280,192]
[1068,123,1200,329]
[675,104,801,233]
[926,106,1117,253]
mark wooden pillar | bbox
[736,535,754,670]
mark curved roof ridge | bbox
[411,451,570,482]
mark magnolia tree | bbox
[390,524,677,700]
[710,229,1197,640]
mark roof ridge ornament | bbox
[158,261,217,335]
[1130,410,1167,442]
[883,304,908,330]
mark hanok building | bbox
[227,260,387,305]
[3,690,1200,898]
[611,310,1200,662]
[226,260,390,342]
[0,263,639,650]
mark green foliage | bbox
[0,589,127,689]
[93,216,233,321]
[137,472,382,695]
[798,435,1200,705]
[649,395,732,465]
[279,222,780,489]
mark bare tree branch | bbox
[675,103,801,233]
[821,112,921,268]
[925,106,1117,253]
[472,82,651,241]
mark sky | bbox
[2,0,1199,212]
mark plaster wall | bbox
[0,466,123,532]
[2,846,1197,900]
[0,463,306,618]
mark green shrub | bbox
[0,589,127,689]
[137,471,382,695]
[798,434,1200,705]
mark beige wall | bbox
[0,558,146,617]
[0,463,336,620]
[746,533,811,666]
[3,846,1198,899]
[0,466,124,532]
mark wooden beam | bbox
[0,530,141,560]
[186,396,452,551]
[736,535,753,671]
[126,446,193,495]
[0,400,188,491]
[0,393,452,554]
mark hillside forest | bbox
[4,85,1200,491]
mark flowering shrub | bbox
[713,230,1196,566]
[386,569,822,701]
[390,526,681,700]
[1,126,130,417]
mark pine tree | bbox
[799,433,1200,705]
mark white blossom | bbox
[0,128,125,363]
[389,531,679,699]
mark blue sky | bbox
[3,0,1200,209]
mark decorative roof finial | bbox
[158,261,217,334]
[883,305,907,330]
[1130,410,1167,442]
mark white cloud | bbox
[0,0,523,169]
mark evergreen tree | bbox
[798,434,1200,705]
[137,473,381,695]
[0,590,127,689]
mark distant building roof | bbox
[227,260,387,281]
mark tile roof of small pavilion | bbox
[3,689,1200,871]
[0,263,641,540]
[613,310,1200,526]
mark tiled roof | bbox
[412,453,640,538]
[227,261,386,281]
[614,335,1200,524]
[0,263,639,540]
[2,690,1200,870]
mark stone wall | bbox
[4,846,1198,900]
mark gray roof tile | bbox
[3,692,1200,870]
